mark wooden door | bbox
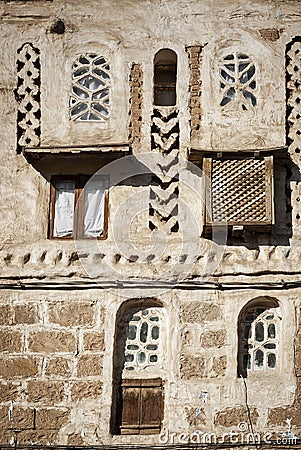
[120,378,163,435]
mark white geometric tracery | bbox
[124,308,163,371]
[220,52,257,110]
[69,53,110,121]
[240,305,280,372]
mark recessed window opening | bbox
[154,49,177,106]
[111,301,166,435]
[238,297,280,377]
[69,53,110,121]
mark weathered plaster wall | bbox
[0,0,301,446]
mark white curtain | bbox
[83,179,106,237]
[53,181,75,237]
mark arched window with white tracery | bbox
[238,298,281,377]
[220,52,257,110]
[111,303,166,435]
[69,53,110,121]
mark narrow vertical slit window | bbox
[154,49,177,106]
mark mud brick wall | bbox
[186,45,202,142]
[129,63,143,150]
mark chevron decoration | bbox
[149,106,180,233]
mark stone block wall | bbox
[0,292,105,445]
[0,289,299,445]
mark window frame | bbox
[49,174,109,240]
[237,301,280,378]
[153,49,177,107]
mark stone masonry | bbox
[0,0,301,447]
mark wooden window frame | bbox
[49,174,109,240]
[202,154,274,234]
[119,378,164,435]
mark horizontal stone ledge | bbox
[1,278,301,291]
[22,142,130,154]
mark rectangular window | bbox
[202,154,274,234]
[49,175,108,239]
[120,378,163,435]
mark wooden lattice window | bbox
[203,155,274,232]
[120,378,163,435]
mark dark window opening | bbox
[154,49,177,106]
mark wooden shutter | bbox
[120,378,163,435]
[203,155,274,234]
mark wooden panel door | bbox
[120,378,163,435]
[140,382,163,434]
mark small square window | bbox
[49,175,108,239]
[202,154,274,234]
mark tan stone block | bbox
[0,305,13,325]
[14,304,38,325]
[185,406,206,427]
[45,357,71,377]
[259,28,280,42]
[268,406,301,427]
[0,405,35,430]
[48,302,95,327]
[181,302,222,324]
[83,331,105,351]
[28,331,75,353]
[26,381,65,403]
[191,107,202,115]
[0,429,13,444]
[35,408,69,430]
[77,354,103,377]
[17,430,58,445]
[180,355,205,379]
[70,381,102,400]
[0,381,21,401]
[211,355,227,377]
[214,406,258,427]
[200,330,226,348]
[295,377,301,402]
[0,357,39,378]
[188,46,201,56]
[67,433,84,445]
[0,330,22,352]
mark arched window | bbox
[220,52,257,110]
[154,49,177,106]
[69,53,110,121]
[238,297,280,377]
[111,302,166,435]
[124,307,163,371]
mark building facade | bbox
[0,0,301,446]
